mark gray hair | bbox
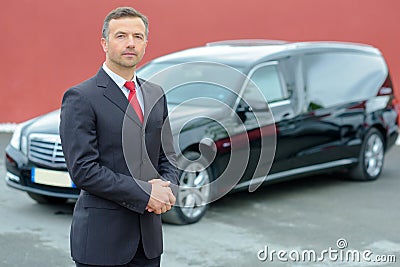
[102,7,149,40]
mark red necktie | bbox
[124,81,144,123]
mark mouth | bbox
[122,52,137,57]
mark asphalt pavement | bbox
[0,132,399,267]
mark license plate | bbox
[31,168,75,188]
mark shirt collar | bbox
[102,62,138,89]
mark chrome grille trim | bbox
[28,133,66,168]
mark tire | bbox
[162,151,212,225]
[27,192,68,204]
[348,128,385,181]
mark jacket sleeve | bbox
[157,93,179,192]
[59,88,151,214]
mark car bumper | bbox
[5,171,79,199]
[5,145,80,199]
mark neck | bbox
[105,61,135,81]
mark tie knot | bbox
[124,81,136,92]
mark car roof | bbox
[150,39,382,68]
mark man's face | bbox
[101,17,147,71]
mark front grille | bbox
[29,133,66,168]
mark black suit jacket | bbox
[60,68,178,265]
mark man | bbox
[60,7,178,267]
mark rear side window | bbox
[303,52,387,110]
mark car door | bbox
[281,51,379,170]
[235,61,294,186]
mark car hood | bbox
[23,104,228,136]
[168,104,227,135]
[24,110,60,136]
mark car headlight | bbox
[9,119,33,154]
[9,123,24,150]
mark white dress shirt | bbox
[102,63,144,112]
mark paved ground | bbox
[0,132,399,267]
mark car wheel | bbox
[27,192,68,204]
[162,151,212,224]
[349,128,385,181]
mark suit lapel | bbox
[138,78,152,124]
[97,68,143,127]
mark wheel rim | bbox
[178,162,210,219]
[364,133,384,177]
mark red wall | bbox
[1,0,399,122]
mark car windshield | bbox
[137,62,245,107]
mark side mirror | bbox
[236,101,269,122]
[236,105,253,113]
[236,104,251,122]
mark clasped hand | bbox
[146,179,176,214]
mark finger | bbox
[149,179,171,187]
[168,192,176,206]
[160,197,171,206]
[148,179,162,184]
[154,208,162,215]
[159,180,171,187]
[161,206,167,213]
[147,207,154,212]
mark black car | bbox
[5,40,399,224]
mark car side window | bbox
[243,64,286,106]
[304,52,387,110]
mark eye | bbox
[134,34,145,41]
[116,34,125,39]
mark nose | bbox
[127,35,136,47]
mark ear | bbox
[143,40,148,54]
[101,38,108,53]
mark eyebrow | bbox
[114,31,145,36]
[114,31,127,36]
